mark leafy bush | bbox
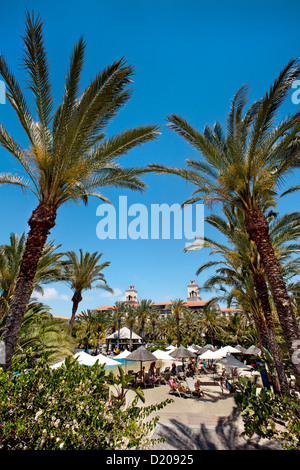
[0,354,170,450]
[234,377,300,450]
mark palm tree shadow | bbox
[152,408,280,450]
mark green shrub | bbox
[0,354,170,450]
[234,377,300,450]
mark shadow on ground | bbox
[152,408,281,450]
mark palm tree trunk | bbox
[245,209,300,390]
[1,202,57,371]
[140,320,145,345]
[117,319,121,350]
[253,271,290,395]
[69,290,83,334]
[176,315,181,347]
[252,311,269,352]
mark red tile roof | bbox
[94,299,211,311]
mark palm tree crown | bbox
[0,11,159,370]
[62,249,112,333]
[149,60,300,390]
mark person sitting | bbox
[172,377,188,394]
[194,379,205,397]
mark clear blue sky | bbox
[0,0,299,317]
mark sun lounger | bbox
[185,377,196,394]
[186,377,205,397]
[144,372,155,388]
[167,378,189,398]
[160,371,171,384]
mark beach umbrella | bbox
[114,349,131,359]
[152,349,173,360]
[190,345,202,354]
[245,345,262,356]
[50,359,65,369]
[217,355,252,369]
[169,345,196,369]
[93,353,121,366]
[74,351,100,366]
[166,345,176,351]
[187,346,201,354]
[197,344,216,354]
[199,349,224,360]
[218,345,240,356]
[125,346,157,374]
[169,345,196,359]
[235,345,248,354]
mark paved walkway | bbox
[125,374,281,451]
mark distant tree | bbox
[62,249,112,334]
[171,299,190,347]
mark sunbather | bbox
[194,379,205,397]
[172,377,188,393]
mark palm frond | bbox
[0,173,34,193]
[22,10,53,136]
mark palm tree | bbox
[61,249,112,334]
[198,306,225,346]
[170,299,190,347]
[149,309,160,342]
[124,305,138,351]
[109,301,127,351]
[149,60,300,388]
[0,233,63,319]
[75,309,111,354]
[18,301,76,365]
[0,12,159,369]
[162,314,177,345]
[220,312,249,346]
[74,309,98,352]
[137,299,154,344]
[190,209,299,394]
[92,310,112,354]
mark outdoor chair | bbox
[144,372,155,388]
[185,377,197,396]
[161,371,171,383]
[167,378,189,398]
[177,371,186,381]
[186,377,205,397]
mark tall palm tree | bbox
[162,314,177,345]
[76,309,111,354]
[0,12,159,369]
[149,309,160,342]
[109,301,127,350]
[137,299,154,344]
[62,249,112,334]
[124,305,138,351]
[198,306,226,346]
[191,209,300,394]
[170,299,190,347]
[149,60,300,387]
[74,309,98,352]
